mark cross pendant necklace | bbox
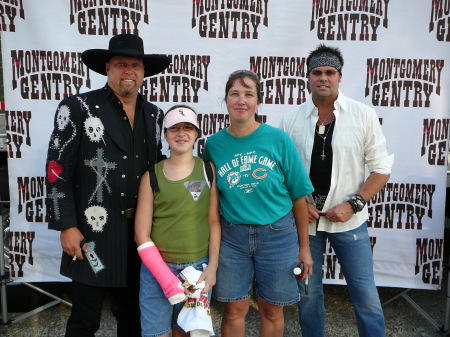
[320,144,327,160]
[315,119,335,160]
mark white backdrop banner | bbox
[2,1,449,289]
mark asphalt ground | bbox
[1,283,449,336]
[2,218,450,336]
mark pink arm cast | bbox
[137,242,186,305]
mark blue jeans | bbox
[214,211,300,305]
[139,256,209,337]
[297,222,385,337]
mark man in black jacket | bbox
[46,34,170,337]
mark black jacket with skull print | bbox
[46,84,164,287]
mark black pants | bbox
[116,235,141,337]
[65,222,141,337]
[65,281,107,337]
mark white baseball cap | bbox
[164,106,199,129]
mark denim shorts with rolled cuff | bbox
[213,211,300,306]
[139,256,209,337]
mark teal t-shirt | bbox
[203,123,313,225]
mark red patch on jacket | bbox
[48,160,63,183]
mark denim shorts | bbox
[214,211,300,306]
[139,256,209,337]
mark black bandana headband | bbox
[307,52,342,74]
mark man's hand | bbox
[61,227,86,260]
[306,202,320,223]
[324,202,354,223]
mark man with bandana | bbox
[280,44,393,337]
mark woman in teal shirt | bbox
[203,70,314,337]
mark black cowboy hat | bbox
[81,34,170,77]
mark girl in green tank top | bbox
[134,105,220,337]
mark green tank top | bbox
[151,157,210,263]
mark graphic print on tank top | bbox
[184,180,206,201]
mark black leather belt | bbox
[125,208,135,219]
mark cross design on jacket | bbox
[84,148,117,203]
[47,186,65,220]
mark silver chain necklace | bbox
[315,118,335,160]
[317,110,334,135]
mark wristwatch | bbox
[347,194,366,213]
